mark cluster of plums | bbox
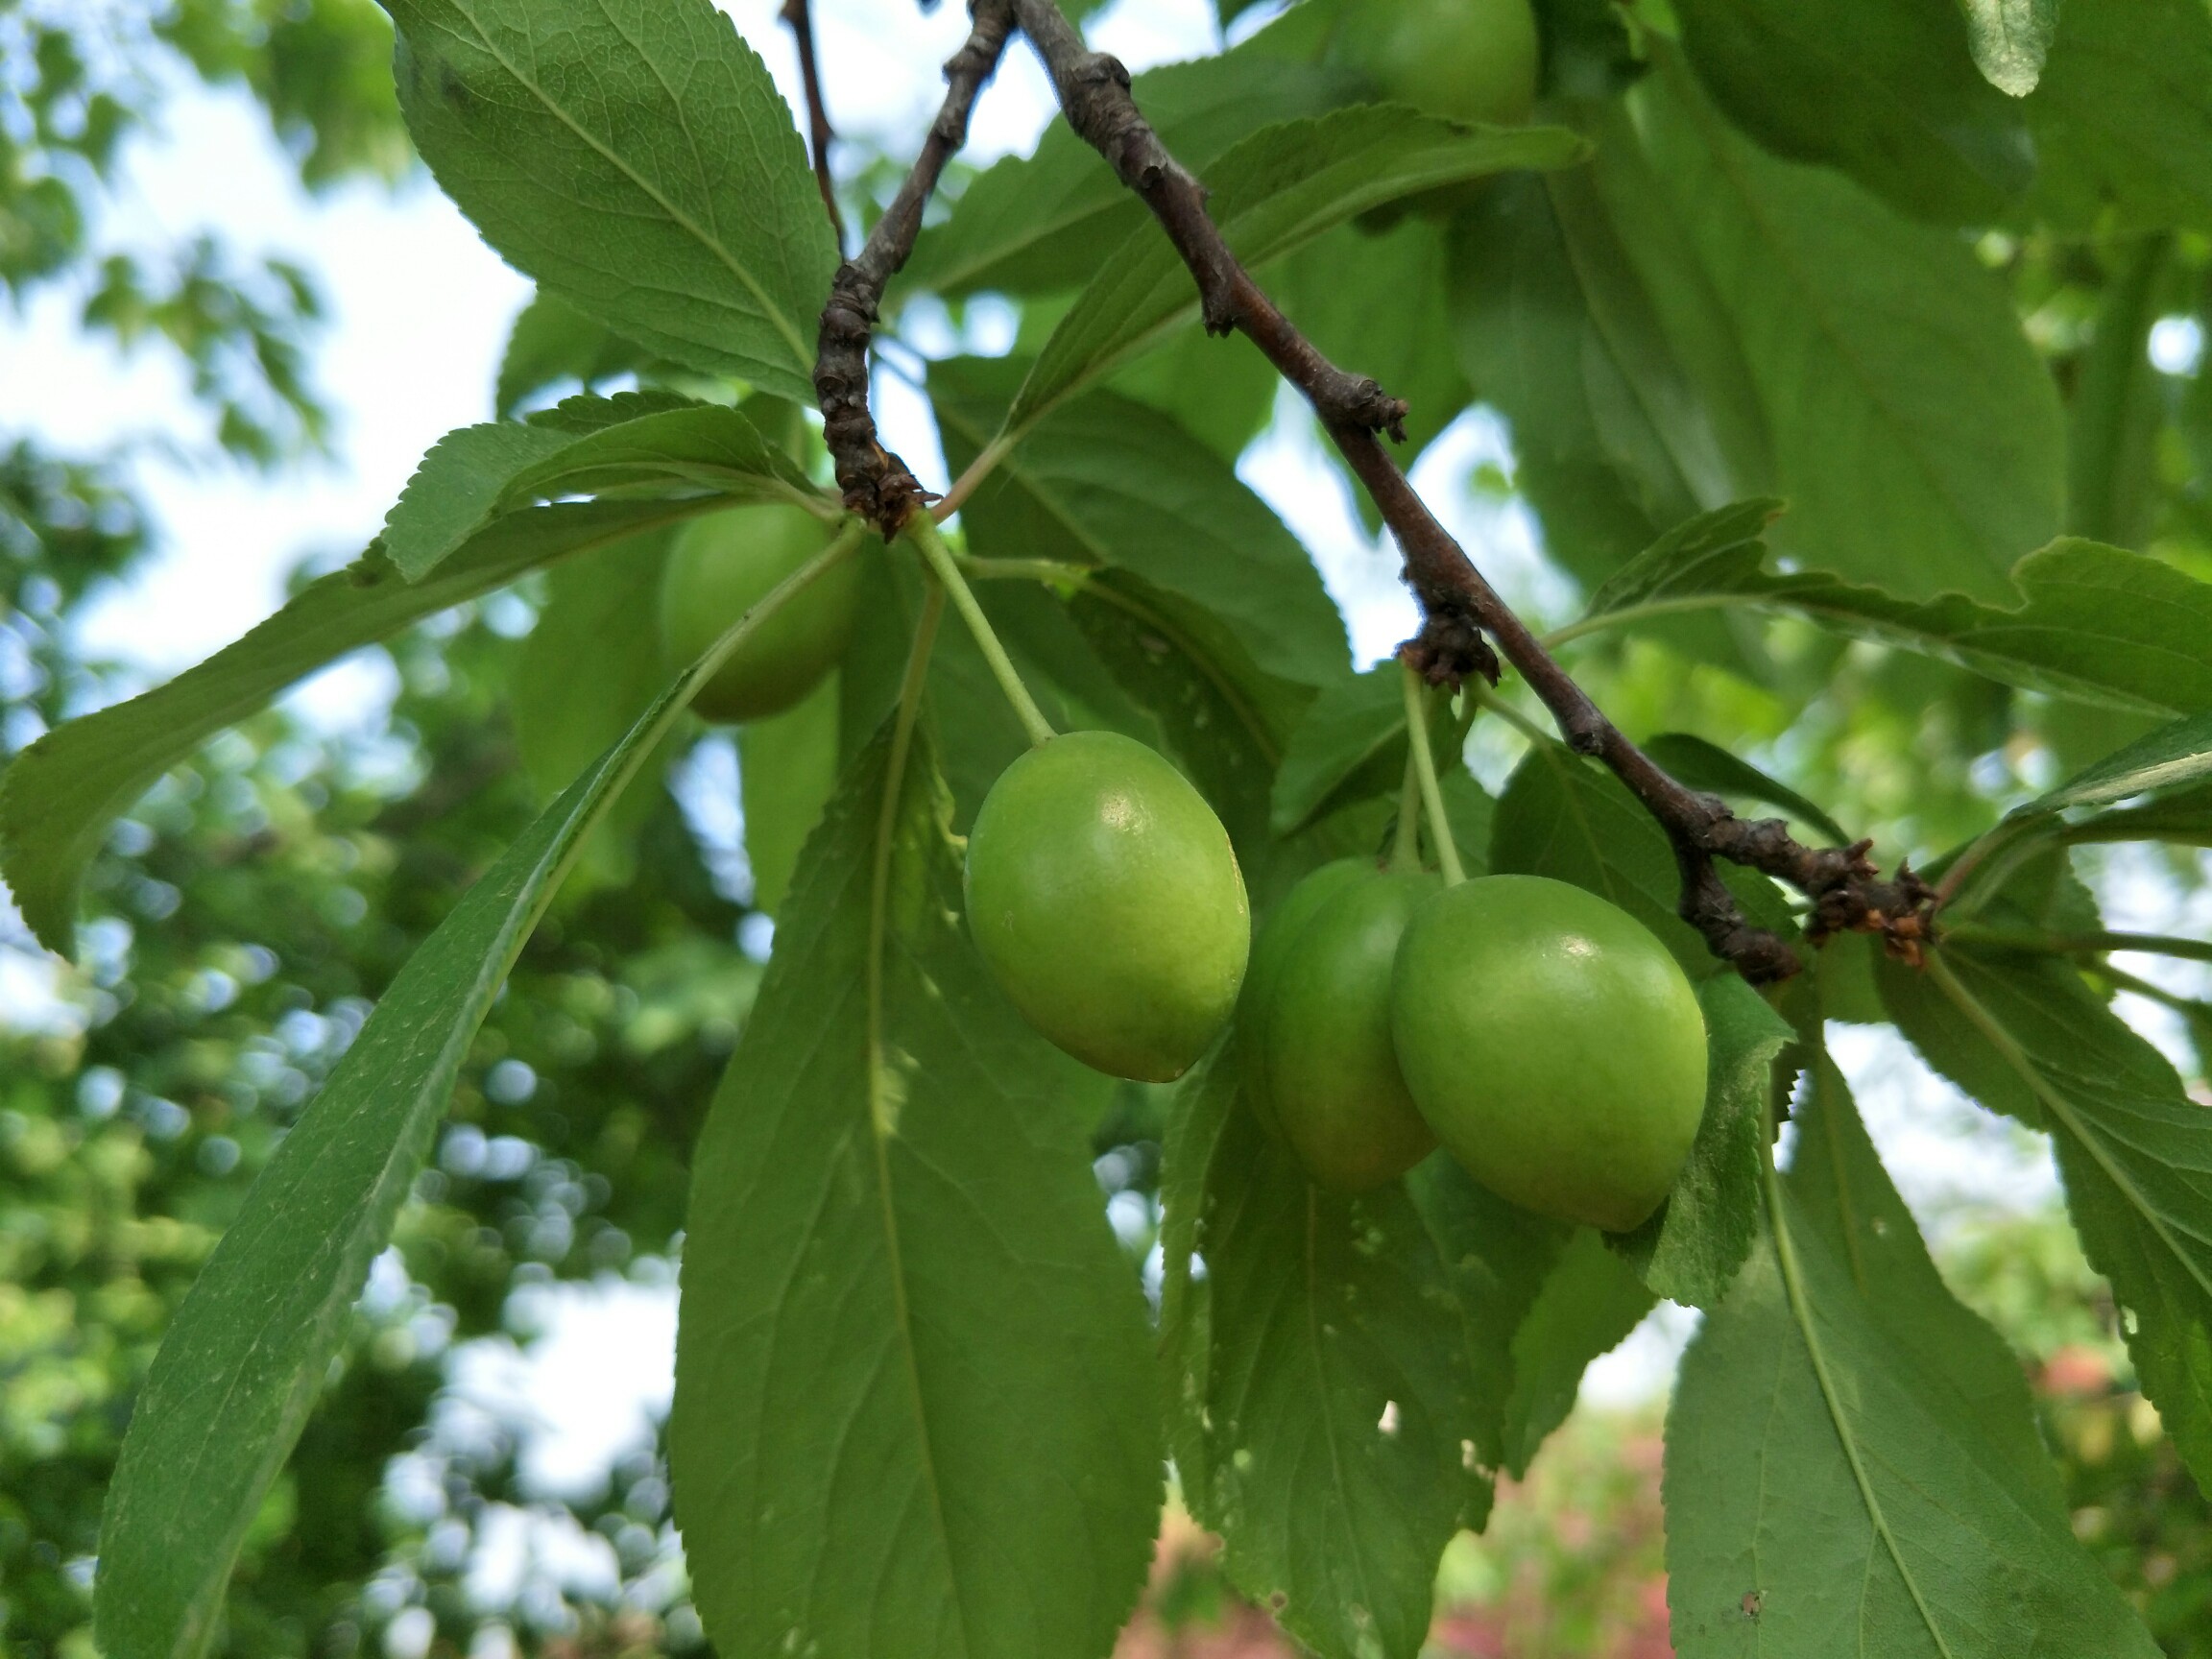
[964,730,1710,1235]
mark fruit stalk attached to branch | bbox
[813,0,1016,533]
[1001,0,1929,984]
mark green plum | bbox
[965,730,1249,1083]
[660,503,860,723]
[1238,857,1372,1132]
[1390,875,1708,1231]
[1339,0,1540,127]
[1245,863,1440,1192]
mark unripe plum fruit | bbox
[1390,875,1707,1232]
[965,730,1250,1083]
[1340,0,1540,127]
[1238,857,1371,1133]
[660,504,860,723]
[1242,862,1439,1192]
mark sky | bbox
[1,0,2176,1564]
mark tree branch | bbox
[815,0,1016,534]
[1002,0,1932,983]
[781,0,846,248]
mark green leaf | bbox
[1641,731,1851,846]
[1169,1070,1489,1659]
[2032,707,2212,812]
[1672,0,2033,223]
[0,501,697,955]
[91,536,857,1659]
[1665,1056,2157,1654]
[1575,533,2212,718]
[388,0,837,399]
[902,50,1357,300]
[2028,0,2212,234]
[1890,945,2212,1497]
[1634,59,2062,603]
[495,288,655,419]
[382,394,825,582]
[1008,107,1588,436]
[1269,664,1457,839]
[1497,1229,1654,1478]
[1613,974,1796,1308]
[669,727,1159,1659]
[735,672,839,916]
[1489,739,1798,978]
[1958,0,2063,94]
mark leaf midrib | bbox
[439,0,811,376]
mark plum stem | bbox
[1403,661,1465,887]
[1390,740,1423,874]
[908,515,1057,749]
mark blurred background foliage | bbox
[4,0,2211,1655]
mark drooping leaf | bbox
[669,727,1159,1659]
[1665,1058,2157,1654]
[387,0,837,399]
[735,672,839,917]
[1008,107,1588,436]
[1641,731,1851,846]
[2029,0,2212,234]
[1497,1229,1654,1478]
[1170,1069,1489,1659]
[1634,60,2063,604]
[92,538,858,1659]
[382,394,825,581]
[1489,739,1798,978]
[1886,944,2212,1497]
[0,501,701,954]
[494,288,656,419]
[1613,974,1796,1308]
[1957,0,2062,95]
[902,48,1357,300]
[1672,0,2034,223]
[1575,533,2212,718]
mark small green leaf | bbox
[1576,532,2212,718]
[1642,731,1851,846]
[1888,944,2212,1497]
[92,537,856,1659]
[1957,0,2062,95]
[1673,0,2033,222]
[1665,1059,2157,1654]
[2029,0,2212,234]
[1169,1075,1489,1659]
[0,501,696,954]
[670,728,1158,1659]
[1613,974,1796,1308]
[511,528,671,803]
[388,0,837,398]
[382,395,825,582]
[1008,107,1588,436]
[2066,234,2172,550]
[1498,1229,1654,1478]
